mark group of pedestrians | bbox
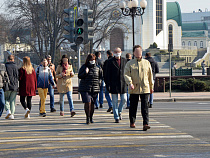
[0,54,76,119]
[78,45,159,131]
[0,45,159,131]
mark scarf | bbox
[62,63,69,74]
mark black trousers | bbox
[129,94,149,125]
[20,96,32,110]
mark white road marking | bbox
[0,135,194,143]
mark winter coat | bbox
[5,62,19,91]
[78,63,102,93]
[19,68,37,96]
[103,56,113,84]
[124,58,154,94]
[145,56,159,79]
[55,64,74,93]
[0,63,9,89]
[35,65,55,89]
[105,57,127,94]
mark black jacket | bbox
[5,62,19,91]
[145,56,159,79]
[78,63,103,93]
[105,57,127,94]
[0,63,9,89]
[103,56,113,84]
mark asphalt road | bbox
[0,101,210,158]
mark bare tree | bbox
[6,0,125,62]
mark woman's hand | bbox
[85,67,89,73]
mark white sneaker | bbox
[9,115,14,120]
[5,110,11,119]
[24,108,30,118]
[27,114,30,119]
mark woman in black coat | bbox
[78,54,102,124]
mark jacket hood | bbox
[5,62,16,65]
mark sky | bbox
[0,0,209,13]
[167,0,210,13]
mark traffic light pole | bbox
[78,44,81,100]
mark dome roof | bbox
[167,2,182,26]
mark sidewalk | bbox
[15,92,210,106]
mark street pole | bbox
[132,13,135,48]
[78,45,81,100]
[169,51,172,98]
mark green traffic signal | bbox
[77,28,83,35]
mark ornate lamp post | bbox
[119,0,147,47]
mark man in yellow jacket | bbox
[124,45,154,131]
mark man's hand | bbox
[129,84,134,90]
[70,71,74,76]
[86,67,89,73]
[150,89,154,94]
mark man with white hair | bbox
[105,47,127,123]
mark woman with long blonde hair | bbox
[19,56,37,118]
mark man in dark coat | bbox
[145,52,159,108]
[103,50,113,113]
[106,47,127,123]
[94,51,104,109]
[4,55,18,120]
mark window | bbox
[188,41,191,46]
[156,0,163,35]
[182,41,185,47]
[200,41,203,48]
[194,41,197,47]
[168,25,173,45]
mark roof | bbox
[167,2,182,26]
[182,22,208,31]
[182,31,206,37]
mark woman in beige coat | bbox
[56,54,75,117]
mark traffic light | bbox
[83,9,94,44]
[63,8,74,43]
[74,18,84,45]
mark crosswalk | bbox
[1,106,207,157]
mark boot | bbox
[86,117,90,124]
[90,102,95,123]
[90,117,94,123]
[84,102,91,124]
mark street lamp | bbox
[119,0,147,47]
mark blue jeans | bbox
[112,93,127,120]
[0,89,5,117]
[4,91,17,115]
[202,67,205,75]
[105,87,113,108]
[60,91,74,112]
[127,88,130,107]
[95,80,104,107]
[48,85,55,109]
[148,80,155,105]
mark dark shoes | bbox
[50,108,56,112]
[90,117,94,123]
[126,107,129,109]
[39,113,46,117]
[130,123,136,128]
[148,102,152,108]
[100,104,103,108]
[95,107,99,109]
[143,125,151,131]
[115,119,119,123]
[119,113,122,120]
[86,117,94,124]
[71,111,76,117]
[107,107,113,112]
